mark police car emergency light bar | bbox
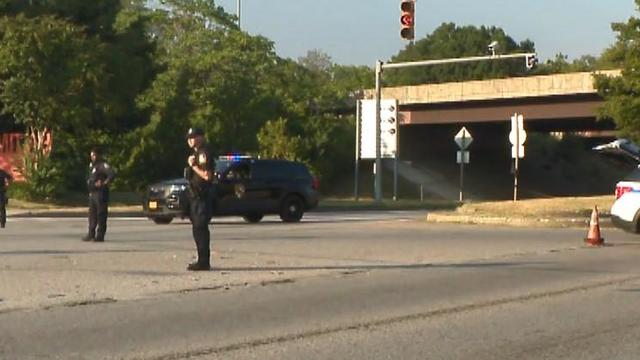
[218,154,253,161]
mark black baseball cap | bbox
[186,127,204,139]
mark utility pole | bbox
[237,0,242,29]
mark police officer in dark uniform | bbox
[0,168,13,229]
[185,127,215,271]
[82,148,115,242]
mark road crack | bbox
[142,274,640,360]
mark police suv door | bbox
[214,161,250,215]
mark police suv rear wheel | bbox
[243,213,263,223]
[280,195,304,223]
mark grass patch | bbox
[454,195,614,218]
[320,197,459,211]
[7,191,143,209]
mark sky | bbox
[213,0,638,66]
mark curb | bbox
[7,206,436,218]
[11,211,145,218]
[426,212,614,229]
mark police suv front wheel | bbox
[152,216,174,225]
[280,195,304,223]
[243,213,263,223]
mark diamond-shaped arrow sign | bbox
[454,127,473,150]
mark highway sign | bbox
[511,145,525,158]
[454,127,473,150]
[509,114,527,146]
[510,113,526,159]
[359,99,398,159]
[457,151,470,164]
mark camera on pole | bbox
[400,0,415,40]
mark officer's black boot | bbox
[187,257,211,271]
[95,230,105,242]
[82,232,95,241]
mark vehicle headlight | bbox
[169,184,187,194]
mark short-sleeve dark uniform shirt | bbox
[188,144,214,198]
[0,169,13,193]
[87,160,115,194]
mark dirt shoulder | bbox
[427,195,614,228]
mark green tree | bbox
[386,22,535,86]
[257,118,305,161]
[0,14,102,198]
[0,1,156,192]
[594,0,640,141]
[535,53,601,74]
[298,49,333,73]
[256,50,362,183]
[124,0,282,187]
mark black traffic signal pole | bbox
[373,52,536,202]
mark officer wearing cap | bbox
[0,167,13,229]
[185,127,215,271]
[82,148,115,242]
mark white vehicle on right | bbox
[594,139,640,233]
[611,181,640,233]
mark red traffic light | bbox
[400,14,413,27]
[400,0,415,40]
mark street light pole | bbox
[236,0,241,29]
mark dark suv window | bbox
[223,162,250,181]
[251,160,311,180]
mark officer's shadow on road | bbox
[213,261,533,272]
[0,249,158,256]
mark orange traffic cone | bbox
[584,205,604,246]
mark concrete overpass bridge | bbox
[364,69,619,132]
[359,70,622,200]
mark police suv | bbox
[143,155,320,224]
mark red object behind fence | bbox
[0,132,24,181]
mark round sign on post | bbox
[509,114,526,145]
[508,130,527,145]
[509,113,526,159]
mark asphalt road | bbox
[1,211,640,359]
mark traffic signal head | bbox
[400,0,415,40]
[525,54,538,70]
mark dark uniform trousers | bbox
[189,192,212,266]
[0,191,6,227]
[88,191,109,240]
